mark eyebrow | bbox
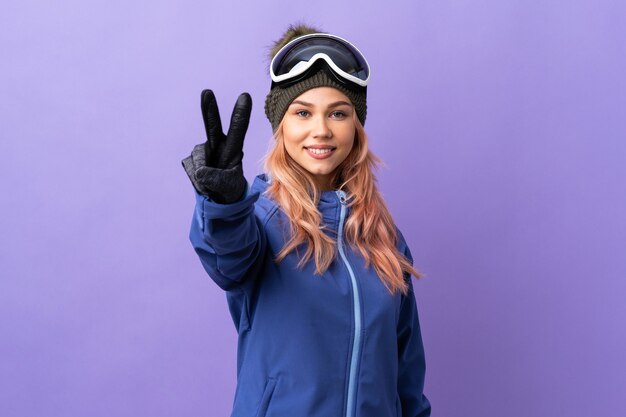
[289,100,353,108]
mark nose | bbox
[312,115,332,138]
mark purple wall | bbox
[2,1,625,416]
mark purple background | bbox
[2,1,625,416]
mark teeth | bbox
[308,148,332,154]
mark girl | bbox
[182,24,431,417]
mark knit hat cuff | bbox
[264,69,367,132]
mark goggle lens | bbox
[271,34,370,86]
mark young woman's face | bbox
[281,87,356,191]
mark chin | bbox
[307,167,334,175]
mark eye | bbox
[296,110,310,117]
[331,111,347,119]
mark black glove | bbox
[182,90,252,204]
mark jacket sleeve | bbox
[397,243,432,417]
[188,181,267,291]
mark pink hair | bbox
[262,111,423,295]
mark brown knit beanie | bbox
[264,24,368,133]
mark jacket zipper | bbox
[336,189,361,417]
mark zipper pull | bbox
[336,189,347,205]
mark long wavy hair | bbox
[262,111,423,296]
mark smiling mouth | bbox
[305,147,336,155]
[304,146,337,160]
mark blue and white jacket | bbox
[188,173,431,417]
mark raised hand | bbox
[182,90,252,204]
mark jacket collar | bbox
[250,173,349,231]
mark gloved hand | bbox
[182,90,252,204]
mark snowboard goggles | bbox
[270,33,371,88]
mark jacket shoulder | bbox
[253,191,280,228]
[395,225,410,255]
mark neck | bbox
[311,174,334,191]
